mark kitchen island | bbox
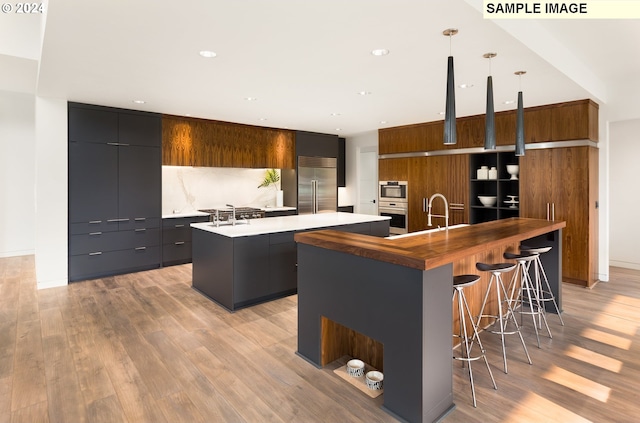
[191,212,390,311]
[294,218,565,423]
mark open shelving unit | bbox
[469,152,520,224]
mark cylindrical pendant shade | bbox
[515,90,525,156]
[443,56,457,145]
[484,75,496,150]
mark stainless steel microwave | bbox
[379,181,407,202]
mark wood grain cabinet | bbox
[162,115,295,169]
[406,155,469,232]
[68,102,162,282]
[520,146,599,287]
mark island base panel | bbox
[297,243,454,423]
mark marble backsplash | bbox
[162,166,282,215]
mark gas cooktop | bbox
[198,207,265,221]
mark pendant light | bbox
[514,71,526,156]
[443,28,458,145]
[483,52,497,150]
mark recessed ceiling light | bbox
[335,128,342,131]
[199,50,217,58]
[380,120,387,124]
[438,111,446,115]
[245,97,258,101]
[503,100,515,105]
[371,49,389,56]
[330,112,341,116]
[357,91,372,96]
[132,100,146,104]
[458,83,474,89]
[259,117,267,121]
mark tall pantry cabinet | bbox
[68,102,162,282]
[520,146,599,287]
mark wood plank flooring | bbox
[1,255,639,423]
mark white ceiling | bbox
[2,0,639,136]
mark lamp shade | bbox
[515,90,525,156]
[443,56,457,145]
[484,75,496,150]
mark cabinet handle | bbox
[106,142,130,146]
[134,217,146,221]
[449,203,465,210]
[89,220,102,224]
[175,224,185,228]
[89,252,102,256]
[107,218,130,222]
[175,241,185,245]
[135,228,146,232]
[422,198,426,213]
[135,246,147,251]
[89,232,102,236]
[552,203,555,221]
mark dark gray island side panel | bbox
[192,228,234,310]
[297,244,454,423]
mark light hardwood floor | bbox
[1,256,639,423]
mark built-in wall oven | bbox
[379,181,407,202]
[379,202,408,235]
[379,181,408,234]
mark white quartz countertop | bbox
[191,212,390,238]
[260,206,297,212]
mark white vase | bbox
[488,166,498,180]
[276,190,284,207]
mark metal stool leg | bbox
[453,275,497,407]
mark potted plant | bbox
[258,169,283,207]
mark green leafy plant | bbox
[258,169,280,189]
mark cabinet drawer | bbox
[70,228,160,255]
[69,246,160,281]
[70,220,120,235]
[163,227,192,244]
[162,242,193,265]
[162,216,210,228]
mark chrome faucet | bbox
[427,193,449,229]
[226,204,236,225]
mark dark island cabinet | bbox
[68,102,162,282]
[192,220,389,311]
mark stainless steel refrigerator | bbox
[297,156,337,214]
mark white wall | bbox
[343,131,378,213]
[34,96,68,288]
[609,118,640,270]
[0,91,36,257]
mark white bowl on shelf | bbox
[365,371,384,390]
[506,164,519,180]
[346,359,365,377]
[478,195,497,207]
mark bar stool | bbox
[452,274,497,407]
[504,251,552,348]
[475,262,532,374]
[519,245,564,326]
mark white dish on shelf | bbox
[478,195,497,207]
[506,164,519,180]
[365,371,384,390]
[346,359,365,377]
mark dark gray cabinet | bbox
[295,131,339,159]
[192,220,390,311]
[68,102,162,282]
[264,209,297,217]
[338,137,346,187]
[162,215,211,266]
